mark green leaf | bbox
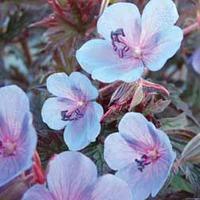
[169,84,200,127]
[180,133,200,164]
[129,83,144,111]
[145,99,171,114]
[83,144,110,175]
[160,113,188,131]
[185,164,200,195]
[171,175,193,193]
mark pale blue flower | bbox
[76,0,183,83]
[41,72,104,151]
[104,112,176,200]
[0,85,37,187]
[23,151,132,200]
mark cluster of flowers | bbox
[0,0,184,199]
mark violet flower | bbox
[76,0,183,83]
[41,72,104,151]
[0,85,37,187]
[104,112,176,200]
[192,47,200,74]
[23,151,132,200]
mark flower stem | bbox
[99,81,122,96]
[99,0,110,16]
[183,22,199,36]
[20,35,32,66]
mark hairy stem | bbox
[99,81,122,96]
[183,22,199,36]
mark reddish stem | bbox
[183,22,199,36]
[99,81,122,96]
[48,0,81,32]
[32,151,45,184]
[100,104,121,123]
[141,79,169,96]
[20,34,32,66]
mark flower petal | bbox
[91,174,132,200]
[86,102,103,141]
[46,73,76,100]
[97,2,141,43]
[92,60,144,83]
[116,163,153,200]
[151,128,176,196]
[64,102,103,151]
[41,97,72,130]
[118,112,154,147]
[0,114,37,187]
[142,26,183,71]
[0,85,30,137]
[76,39,119,74]
[150,158,174,197]
[0,86,37,187]
[141,0,179,38]
[152,127,176,162]
[22,185,54,200]
[69,72,98,100]
[64,124,90,151]
[192,48,200,74]
[47,151,97,199]
[104,133,137,170]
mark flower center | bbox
[135,148,160,172]
[0,139,17,157]
[77,100,84,106]
[133,47,142,58]
[61,100,86,121]
[111,28,143,59]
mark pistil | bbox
[135,148,160,172]
[0,140,17,157]
[133,47,142,59]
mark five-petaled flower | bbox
[41,72,104,151]
[0,85,37,187]
[22,151,132,200]
[104,112,176,200]
[76,0,183,83]
[192,47,200,74]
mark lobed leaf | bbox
[180,133,200,164]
